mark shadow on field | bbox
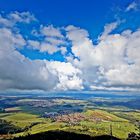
[11,130,121,140]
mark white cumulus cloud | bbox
[0,11,140,92]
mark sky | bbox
[0,0,140,93]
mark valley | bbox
[0,92,140,139]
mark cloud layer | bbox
[0,11,140,92]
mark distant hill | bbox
[11,130,121,140]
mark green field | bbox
[0,112,46,128]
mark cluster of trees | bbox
[127,120,140,140]
[0,119,22,134]
[127,132,140,140]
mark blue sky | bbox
[1,0,139,37]
[0,0,140,92]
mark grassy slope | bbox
[84,109,128,121]
[113,111,140,121]
[1,112,45,128]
